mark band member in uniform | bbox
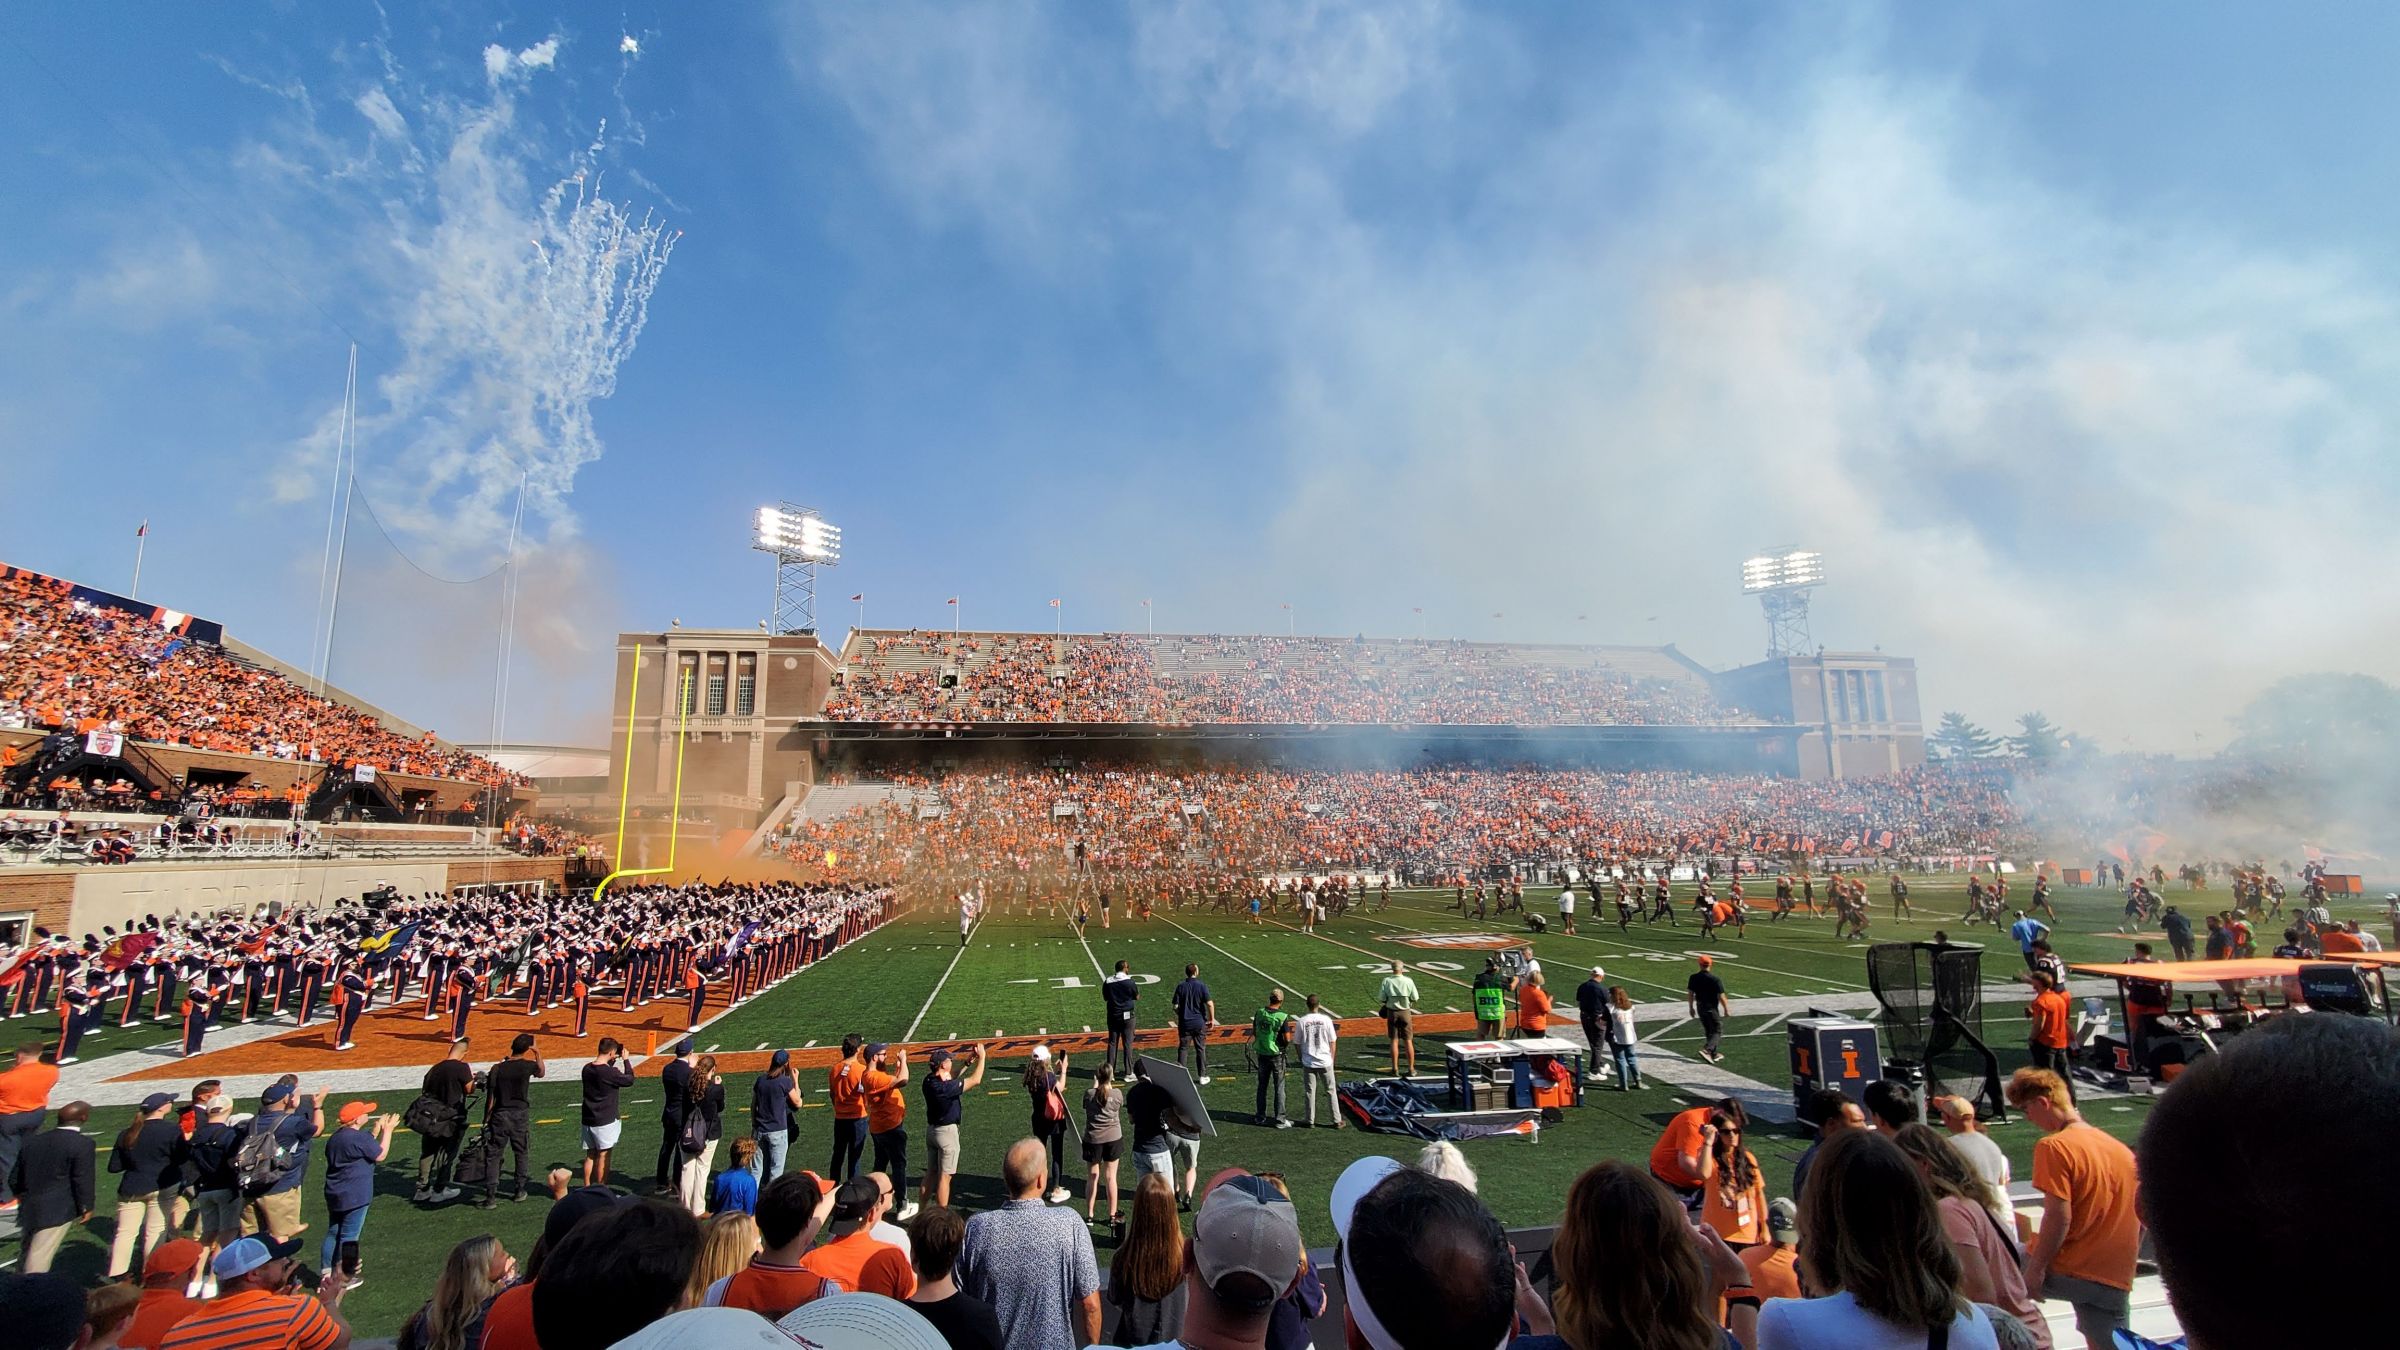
[684,959,707,1033]
[180,980,217,1058]
[334,962,372,1051]
[571,974,592,1038]
[296,951,329,1027]
[447,961,482,1044]
[55,971,102,1064]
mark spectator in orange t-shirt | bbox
[2005,1067,2139,1350]
[2024,972,2075,1101]
[0,1039,60,1208]
[826,1037,869,1183]
[860,1044,912,1211]
[800,1175,917,1300]
[708,1172,840,1319]
[116,1237,208,1349]
[1648,1097,1745,1210]
[1516,969,1553,1037]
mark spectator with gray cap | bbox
[1115,1166,1306,1350]
[241,1081,320,1244]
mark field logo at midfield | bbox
[1386,933,1521,951]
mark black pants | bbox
[655,1112,686,1188]
[870,1126,908,1195]
[416,1129,463,1193]
[1254,1055,1286,1122]
[1032,1119,1068,1190]
[1699,1014,1723,1056]
[2030,1044,2076,1101]
[1107,1017,1136,1075]
[1176,1026,1208,1078]
[485,1111,532,1199]
[0,1107,44,1203]
[828,1117,868,1181]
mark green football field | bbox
[24,874,2387,1336]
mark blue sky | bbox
[4,3,2397,750]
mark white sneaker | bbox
[1198,1076,1212,1085]
[1046,1187,1070,1203]
[896,1202,920,1222]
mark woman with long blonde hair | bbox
[1889,1124,2049,1348]
[1764,1129,2000,1348]
[1548,1161,1734,1350]
[397,1235,514,1350]
[682,1210,762,1309]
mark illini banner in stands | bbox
[0,564,226,644]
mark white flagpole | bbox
[131,526,147,600]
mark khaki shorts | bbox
[927,1123,960,1175]
[194,1188,243,1239]
[241,1188,303,1240]
[1387,1009,1414,1035]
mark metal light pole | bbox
[754,503,842,635]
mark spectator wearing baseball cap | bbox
[318,1102,395,1285]
[157,1235,349,1350]
[107,1092,188,1279]
[1722,1198,1803,1350]
[116,1238,208,1349]
[803,1174,916,1300]
[1111,1166,1307,1350]
[918,1045,989,1212]
[240,1082,320,1244]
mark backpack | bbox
[679,1105,710,1156]
[404,1093,460,1140]
[235,1118,300,1196]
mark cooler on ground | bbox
[1788,1017,1881,1111]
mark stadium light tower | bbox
[755,503,841,634]
[1740,547,1825,658]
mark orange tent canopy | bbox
[2325,951,2400,968]
[2069,959,2308,983]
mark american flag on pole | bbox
[1049,599,1060,608]
[135,520,148,538]
[849,593,863,602]
[946,597,958,605]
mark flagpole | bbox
[130,524,147,600]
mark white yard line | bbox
[905,915,989,1043]
[1160,917,1342,1018]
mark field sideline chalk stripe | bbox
[903,913,987,1043]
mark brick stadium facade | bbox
[605,628,1928,834]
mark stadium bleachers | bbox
[0,562,524,815]
[820,630,1754,726]
[775,763,2022,881]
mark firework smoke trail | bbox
[518,164,681,509]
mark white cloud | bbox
[792,8,2400,750]
[516,39,559,71]
[620,35,641,56]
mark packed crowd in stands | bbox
[821,631,1736,726]
[0,566,524,789]
[500,820,607,862]
[777,763,2023,894]
[9,1008,2383,1349]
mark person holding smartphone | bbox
[320,1102,397,1286]
[580,1038,637,1187]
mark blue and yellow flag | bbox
[359,921,420,965]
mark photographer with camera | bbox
[410,1041,474,1203]
[580,1037,637,1187]
[477,1034,544,1208]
